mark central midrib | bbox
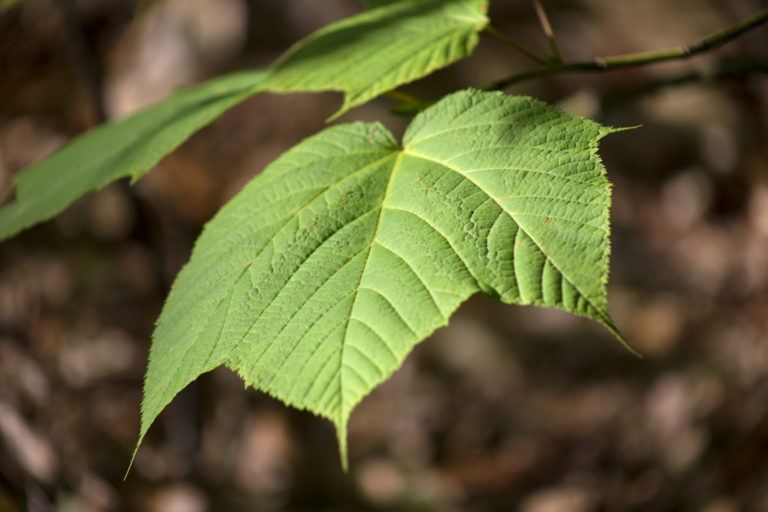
[338,151,405,424]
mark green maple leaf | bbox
[137,89,627,470]
[0,0,488,241]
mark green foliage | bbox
[0,0,487,241]
[0,1,631,471]
[0,71,268,241]
[267,0,488,116]
[139,90,623,468]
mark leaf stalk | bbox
[532,0,561,63]
[485,25,549,65]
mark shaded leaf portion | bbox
[0,71,269,240]
[138,89,625,469]
[0,0,487,241]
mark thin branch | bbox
[600,59,768,108]
[384,89,436,116]
[485,25,549,66]
[487,7,768,90]
[384,89,421,104]
[532,0,561,62]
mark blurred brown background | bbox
[1,0,768,510]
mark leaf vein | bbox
[359,286,419,338]
[350,316,399,363]
[375,241,445,319]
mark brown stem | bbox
[487,7,768,90]
[485,25,549,66]
[532,0,561,62]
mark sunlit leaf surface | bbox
[139,90,624,468]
